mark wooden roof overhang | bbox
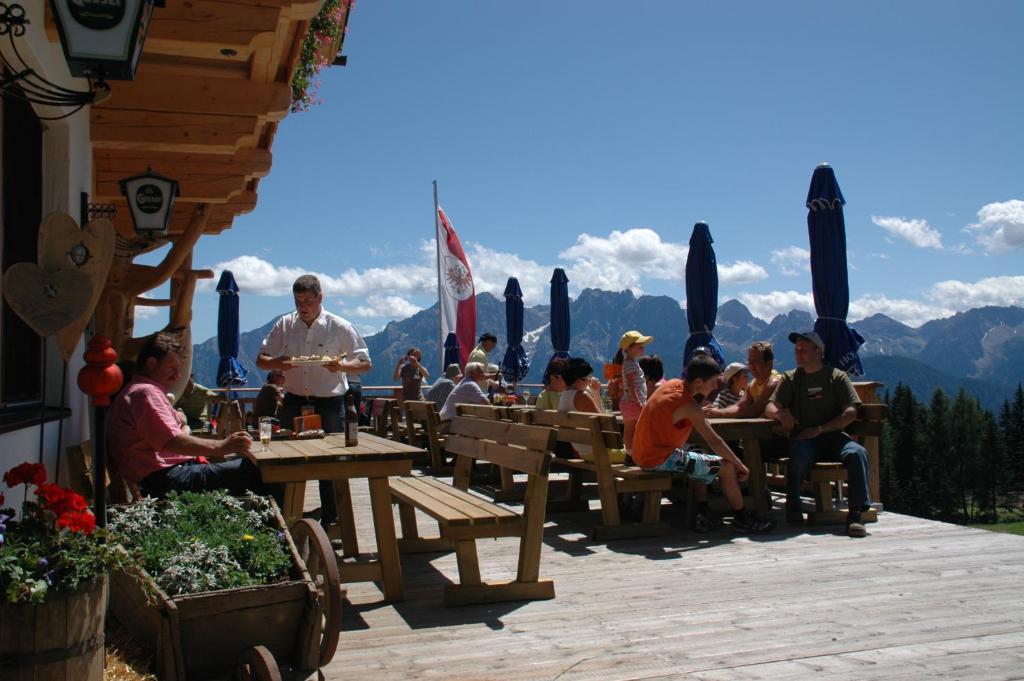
[45,0,351,247]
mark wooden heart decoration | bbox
[37,213,116,361]
[2,264,94,338]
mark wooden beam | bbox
[98,75,291,120]
[143,0,280,59]
[91,108,260,154]
[93,149,273,179]
[138,53,251,81]
[95,171,247,204]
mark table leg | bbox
[743,438,768,518]
[368,476,404,602]
[332,480,360,557]
[282,481,307,522]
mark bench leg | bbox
[642,490,662,524]
[454,540,482,586]
[332,480,360,557]
[368,477,404,602]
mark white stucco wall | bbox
[0,0,94,489]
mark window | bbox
[1,87,44,407]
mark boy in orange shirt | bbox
[634,354,774,534]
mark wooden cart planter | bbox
[110,506,342,681]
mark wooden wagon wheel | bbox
[236,645,282,681]
[290,518,343,666]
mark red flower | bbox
[3,462,47,488]
[37,483,88,516]
[56,510,96,535]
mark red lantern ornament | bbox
[77,335,123,407]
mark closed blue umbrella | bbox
[442,332,461,370]
[682,222,725,373]
[550,268,571,361]
[806,164,864,375]
[500,277,529,383]
[216,270,248,389]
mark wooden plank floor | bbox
[312,478,1024,680]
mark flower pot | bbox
[0,576,107,681]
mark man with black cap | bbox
[766,330,871,537]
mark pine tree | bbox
[978,412,1004,522]
[1002,384,1024,490]
[926,389,956,520]
[949,389,982,522]
[883,384,924,514]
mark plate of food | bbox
[286,353,346,366]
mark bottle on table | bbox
[344,395,359,447]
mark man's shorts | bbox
[619,400,643,421]
[652,447,722,485]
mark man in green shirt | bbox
[467,333,497,367]
[175,374,216,430]
[766,331,870,537]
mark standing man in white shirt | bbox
[257,275,372,526]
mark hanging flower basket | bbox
[291,0,353,112]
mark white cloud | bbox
[871,215,944,249]
[929,275,1024,309]
[849,295,953,328]
[968,200,1024,254]
[559,228,689,292]
[770,246,810,276]
[202,255,436,299]
[719,260,769,283]
[344,294,422,322]
[463,244,552,305]
[133,305,159,320]
[737,290,815,321]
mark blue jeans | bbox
[786,432,871,513]
[140,457,282,506]
[280,393,344,525]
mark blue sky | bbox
[137,0,1024,343]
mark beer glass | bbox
[259,417,273,451]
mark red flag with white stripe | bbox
[436,206,476,366]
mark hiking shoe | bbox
[847,511,867,538]
[693,511,722,533]
[733,510,776,534]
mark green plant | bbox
[1,462,129,604]
[291,0,352,112]
[108,491,291,596]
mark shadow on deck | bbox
[315,478,1024,680]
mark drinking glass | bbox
[259,417,273,451]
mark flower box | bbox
[108,493,341,680]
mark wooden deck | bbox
[313,479,1024,680]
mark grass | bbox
[970,521,1024,536]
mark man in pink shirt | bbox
[107,332,277,500]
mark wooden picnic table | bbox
[693,418,777,518]
[245,432,425,602]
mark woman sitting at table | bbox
[535,358,568,411]
[556,358,623,463]
[557,358,604,414]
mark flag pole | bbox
[433,180,444,376]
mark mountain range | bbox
[191,290,1024,411]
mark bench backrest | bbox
[524,409,623,450]
[455,403,513,420]
[447,416,556,489]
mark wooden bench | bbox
[523,410,673,540]
[765,403,886,524]
[454,403,519,495]
[389,416,558,606]
[403,400,447,471]
[370,397,396,437]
